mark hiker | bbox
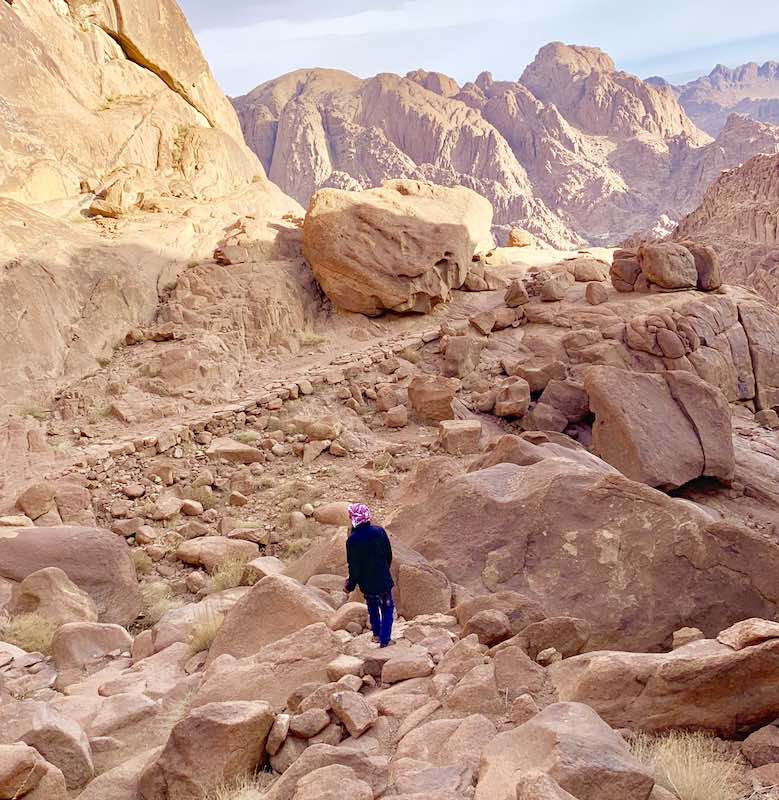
[343,503,394,647]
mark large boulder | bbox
[585,366,735,489]
[474,702,654,800]
[139,701,274,800]
[551,634,779,736]
[0,742,68,800]
[302,180,494,315]
[193,623,343,710]
[637,242,698,289]
[390,459,779,651]
[207,575,333,662]
[0,527,140,625]
[9,567,98,626]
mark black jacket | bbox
[345,522,394,595]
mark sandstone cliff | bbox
[234,42,779,248]
[675,152,779,304]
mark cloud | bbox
[182,0,779,95]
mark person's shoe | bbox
[379,639,395,648]
[371,635,380,643]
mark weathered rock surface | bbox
[391,459,779,651]
[208,575,334,662]
[474,702,654,799]
[585,366,735,489]
[302,180,494,314]
[0,526,140,625]
[551,634,779,735]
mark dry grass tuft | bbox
[0,613,56,654]
[629,731,742,800]
[188,485,219,511]
[398,346,421,364]
[206,772,276,800]
[233,430,261,445]
[188,611,224,654]
[211,556,251,592]
[300,329,326,348]
[131,548,153,575]
[280,536,313,561]
[137,582,184,628]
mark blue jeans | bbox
[365,590,394,646]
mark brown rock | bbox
[206,437,263,464]
[264,744,389,800]
[510,693,540,726]
[742,725,779,767]
[302,180,493,315]
[508,616,592,660]
[51,622,132,670]
[504,279,530,307]
[396,562,452,619]
[438,420,481,455]
[0,527,140,625]
[474,702,653,800]
[208,575,333,662]
[10,567,98,626]
[139,701,274,800]
[638,242,697,289]
[291,764,373,800]
[551,637,779,735]
[385,405,409,428]
[610,249,640,292]
[672,626,705,649]
[680,240,722,291]
[463,609,512,646]
[585,281,608,305]
[442,335,483,377]
[382,651,435,684]
[175,537,259,573]
[494,377,531,417]
[331,691,377,738]
[586,366,734,489]
[289,708,330,738]
[0,742,68,800]
[507,228,537,248]
[408,375,458,423]
[392,459,779,652]
[717,618,779,650]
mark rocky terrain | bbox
[658,61,779,137]
[2,3,779,800]
[233,43,779,249]
[675,152,779,304]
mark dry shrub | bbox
[300,330,325,348]
[233,430,261,445]
[138,582,184,628]
[131,548,153,575]
[280,536,313,561]
[188,611,224,654]
[398,346,421,364]
[211,556,251,592]
[629,731,742,800]
[207,772,276,800]
[0,612,56,654]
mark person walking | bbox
[343,503,394,647]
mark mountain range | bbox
[233,44,779,248]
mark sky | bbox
[177,0,779,97]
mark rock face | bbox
[235,44,779,248]
[0,526,140,625]
[551,633,779,736]
[585,367,735,489]
[0,0,255,205]
[474,702,654,800]
[391,459,779,651]
[302,180,494,314]
[672,61,779,136]
[675,152,779,304]
[0,0,301,412]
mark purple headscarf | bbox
[348,503,371,528]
